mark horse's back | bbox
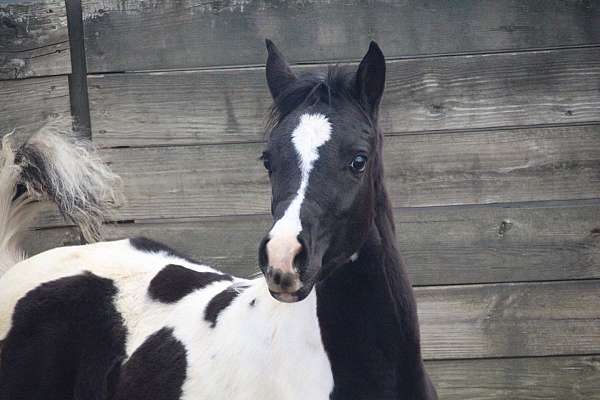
[0,239,152,338]
[0,238,236,399]
[0,238,231,339]
[0,238,333,400]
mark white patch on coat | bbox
[269,113,332,240]
[0,239,334,399]
[176,282,332,400]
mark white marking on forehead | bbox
[270,113,332,239]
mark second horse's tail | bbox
[0,119,122,275]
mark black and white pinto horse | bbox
[0,42,437,399]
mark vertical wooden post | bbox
[66,0,92,139]
[67,0,91,245]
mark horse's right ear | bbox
[354,41,386,115]
[265,39,296,99]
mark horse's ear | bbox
[265,39,296,99]
[354,41,386,115]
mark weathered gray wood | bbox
[417,279,600,359]
[0,0,71,79]
[67,125,600,222]
[385,125,600,207]
[22,225,81,255]
[426,356,600,400]
[23,201,600,285]
[81,0,600,73]
[398,203,600,285]
[89,47,600,146]
[89,67,272,146]
[0,75,71,142]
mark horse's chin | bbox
[269,286,313,303]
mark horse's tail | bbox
[0,119,122,275]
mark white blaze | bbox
[269,113,332,239]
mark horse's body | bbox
[0,239,332,400]
[0,41,437,399]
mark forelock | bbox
[266,66,369,138]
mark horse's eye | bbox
[260,152,272,173]
[350,154,368,173]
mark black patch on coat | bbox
[317,234,437,399]
[129,237,203,265]
[0,272,126,400]
[204,286,246,328]
[148,264,233,303]
[112,327,187,400]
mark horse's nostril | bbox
[273,269,282,285]
[258,237,270,274]
[293,240,308,270]
[280,273,293,290]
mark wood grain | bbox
[89,47,600,147]
[426,356,600,400]
[417,279,600,359]
[75,125,600,222]
[0,0,71,80]
[0,75,71,143]
[88,67,271,146]
[81,0,600,73]
[385,125,600,207]
[23,202,600,285]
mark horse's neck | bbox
[315,210,431,398]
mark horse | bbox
[0,41,437,400]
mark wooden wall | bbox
[2,0,600,397]
[0,0,72,141]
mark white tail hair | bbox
[0,119,123,275]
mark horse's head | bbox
[258,40,386,302]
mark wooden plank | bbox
[426,356,600,400]
[89,47,600,147]
[81,0,600,73]
[417,280,600,359]
[398,203,600,285]
[23,202,600,285]
[0,75,71,143]
[21,225,81,256]
[0,0,71,79]
[74,125,600,222]
[385,125,600,207]
[89,68,272,146]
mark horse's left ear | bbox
[354,41,386,115]
[265,39,296,99]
